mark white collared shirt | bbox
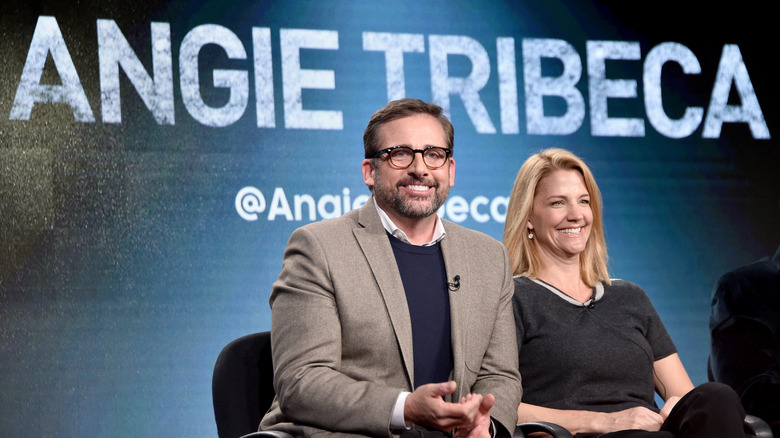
[372,197,446,246]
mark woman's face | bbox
[528,169,593,261]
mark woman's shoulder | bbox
[512,275,549,297]
[606,279,654,301]
[513,275,543,290]
[607,278,642,291]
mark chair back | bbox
[212,331,275,438]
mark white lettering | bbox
[703,44,769,139]
[523,38,584,135]
[470,196,490,223]
[362,32,425,102]
[179,24,249,127]
[268,187,294,221]
[490,196,509,223]
[429,35,495,134]
[235,186,266,221]
[9,20,769,140]
[643,42,703,138]
[352,194,370,210]
[98,20,174,124]
[317,194,341,219]
[253,27,276,128]
[443,195,469,222]
[180,24,248,127]
[497,37,519,134]
[588,41,643,137]
[238,187,505,223]
[10,16,95,122]
[281,29,342,130]
[293,194,316,221]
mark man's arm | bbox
[711,316,780,423]
[269,226,401,436]
[469,245,523,436]
[711,271,780,425]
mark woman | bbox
[503,148,746,437]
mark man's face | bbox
[362,114,455,219]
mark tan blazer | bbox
[260,198,522,437]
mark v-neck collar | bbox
[529,277,604,307]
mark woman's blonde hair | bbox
[503,148,610,286]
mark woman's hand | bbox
[659,395,681,420]
[598,406,664,432]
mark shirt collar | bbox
[528,277,605,307]
[372,197,446,246]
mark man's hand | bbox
[454,393,495,438]
[404,381,483,431]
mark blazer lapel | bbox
[354,199,415,388]
[440,224,471,400]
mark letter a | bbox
[10,16,95,122]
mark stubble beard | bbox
[373,167,449,219]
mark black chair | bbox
[707,358,774,438]
[212,331,571,438]
[212,331,279,438]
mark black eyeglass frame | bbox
[371,146,453,170]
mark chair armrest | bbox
[745,414,774,438]
[240,431,295,438]
[515,421,573,438]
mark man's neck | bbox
[391,214,437,246]
[373,198,439,245]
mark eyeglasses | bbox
[372,146,452,170]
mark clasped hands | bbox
[404,381,494,438]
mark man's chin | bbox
[396,199,442,219]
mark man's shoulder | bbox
[715,257,776,292]
[441,219,502,247]
[294,207,362,235]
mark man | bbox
[710,244,780,436]
[260,98,522,438]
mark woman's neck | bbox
[537,261,592,303]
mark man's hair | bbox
[502,148,610,287]
[363,98,454,158]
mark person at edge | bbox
[503,147,746,437]
[711,243,780,436]
[259,98,522,438]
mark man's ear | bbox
[448,157,456,187]
[361,159,375,188]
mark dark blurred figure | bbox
[710,244,780,436]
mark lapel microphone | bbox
[447,275,461,291]
[587,290,596,309]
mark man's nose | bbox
[407,151,429,174]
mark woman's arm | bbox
[652,353,695,418]
[518,402,664,434]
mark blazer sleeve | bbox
[471,244,523,436]
[268,226,401,437]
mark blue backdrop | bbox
[1,1,778,436]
